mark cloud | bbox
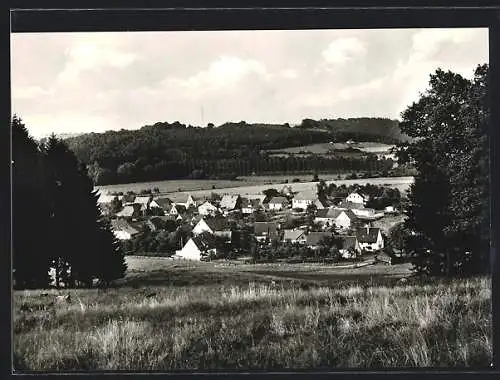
[57,39,137,85]
[12,85,52,100]
[321,37,367,66]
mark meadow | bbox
[268,142,395,155]
[13,258,492,371]
[96,176,414,198]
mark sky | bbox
[11,28,488,138]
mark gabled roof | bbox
[134,196,151,205]
[191,232,218,251]
[198,200,218,209]
[306,232,334,246]
[341,235,359,250]
[220,195,240,209]
[315,208,343,219]
[339,209,357,220]
[204,217,231,232]
[155,197,172,210]
[283,229,306,241]
[97,194,117,204]
[293,191,318,201]
[356,227,381,243]
[111,219,139,235]
[348,191,369,199]
[338,201,365,210]
[115,204,141,218]
[172,204,187,213]
[254,221,278,236]
[269,196,289,205]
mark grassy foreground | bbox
[13,267,491,371]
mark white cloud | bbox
[57,40,137,85]
[12,86,52,100]
[322,37,367,66]
[410,29,476,63]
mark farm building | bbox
[356,227,384,252]
[176,233,218,261]
[97,193,118,205]
[268,196,289,211]
[115,204,142,220]
[254,221,278,242]
[111,219,140,240]
[282,229,307,244]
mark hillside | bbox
[66,119,406,185]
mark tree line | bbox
[12,116,127,289]
[61,119,405,185]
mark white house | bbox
[335,209,358,230]
[268,196,289,211]
[198,201,219,216]
[356,227,384,252]
[346,192,369,205]
[176,233,218,261]
[292,191,317,210]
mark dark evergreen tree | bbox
[11,115,51,289]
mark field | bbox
[268,142,394,155]
[13,258,492,371]
[96,176,414,198]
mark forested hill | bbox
[65,119,406,185]
[297,117,411,143]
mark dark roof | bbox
[254,221,278,236]
[341,209,358,220]
[341,236,359,250]
[338,201,365,210]
[269,196,289,204]
[173,204,187,213]
[155,198,172,210]
[283,229,306,241]
[356,227,381,243]
[315,208,343,219]
[306,232,335,246]
[191,232,218,251]
[205,217,231,232]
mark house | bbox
[292,191,317,210]
[164,193,197,209]
[352,208,385,220]
[219,195,241,211]
[115,204,142,220]
[198,201,219,216]
[111,219,140,240]
[335,209,358,230]
[192,217,232,240]
[155,197,173,213]
[254,221,278,242]
[170,204,187,216]
[268,196,289,211]
[176,232,218,261]
[240,197,263,214]
[384,205,397,214]
[356,227,384,252]
[282,229,307,244]
[314,208,343,227]
[339,236,362,259]
[346,191,369,205]
[134,196,162,213]
[306,232,335,249]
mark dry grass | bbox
[13,274,491,371]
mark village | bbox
[98,180,402,264]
